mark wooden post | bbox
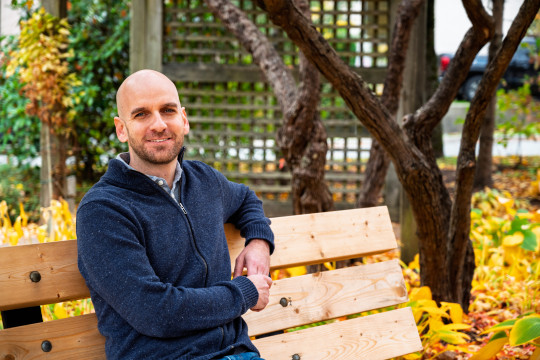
[397,1,427,264]
[130,0,163,73]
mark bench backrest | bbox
[0,206,422,359]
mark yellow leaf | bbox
[439,323,471,331]
[441,302,464,324]
[410,286,432,301]
[13,217,23,239]
[53,303,68,319]
[469,336,508,360]
[8,230,19,246]
[286,266,307,277]
[502,232,524,247]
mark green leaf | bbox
[520,229,537,252]
[509,315,540,346]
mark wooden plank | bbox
[0,314,106,360]
[227,207,397,272]
[0,262,410,359]
[0,208,395,311]
[163,63,387,83]
[253,307,423,360]
[244,260,408,336]
[0,241,89,311]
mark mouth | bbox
[148,138,171,143]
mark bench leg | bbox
[1,306,43,328]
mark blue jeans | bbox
[216,352,264,360]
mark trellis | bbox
[159,0,391,215]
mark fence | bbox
[159,0,391,215]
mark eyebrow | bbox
[129,103,178,117]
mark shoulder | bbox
[182,160,224,180]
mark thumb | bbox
[233,256,245,278]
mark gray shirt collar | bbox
[116,152,182,201]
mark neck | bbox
[129,157,177,188]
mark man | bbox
[76,69,274,360]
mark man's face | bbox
[114,72,189,168]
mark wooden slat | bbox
[253,307,423,360]
[0,314,105,360]
[0,262,411,359]
[227,207,397,272]
[244,260,407,336]
[0,241,89,311]
[0,207,395,311]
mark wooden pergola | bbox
[130,0,426,257]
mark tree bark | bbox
[259,0,539,308]
[357,0,424,208]
[204,0,333,215]
[474,0,504,190]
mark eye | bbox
[134,111,145,118]
[162,108,176,113]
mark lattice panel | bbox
[164,0,390,214]
[165,0,389,68]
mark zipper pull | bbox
[179,202,188,215]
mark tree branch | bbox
[449,0,540,303]
[260,0,414,168]
[403,1,494,137]
[204,0,297,112]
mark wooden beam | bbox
[244,260,408,336]
[163,63,387,84]
[253,307,423,360]
[227,206,397,272]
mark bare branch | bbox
[204,0,297,112]
[449,0,540,304]
[260,0,414,167]
[382,0,425,114]
[404,2,494,136]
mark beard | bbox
[129,132,184,165]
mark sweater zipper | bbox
[177,192,209,287]
[179,202,187,215]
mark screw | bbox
[292,354,301,360]
[280,297,288,307]
[41,340,52,352]
[29,271,41,283]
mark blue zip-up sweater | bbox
[76,151,275,360]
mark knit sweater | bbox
[76,151,275,360]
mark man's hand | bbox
[233,239,270,278]
[247,274,273,311]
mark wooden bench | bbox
[0,206,422,359]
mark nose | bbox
[149,112,167,132]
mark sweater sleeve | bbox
[211,167,275,254]
[76,198,259,339]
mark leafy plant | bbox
[66,0,130,181]
[0,35,41,164]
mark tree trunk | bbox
[259,0,539,309]
[474,0,504,190]
[204,0,333,215]
[357,0,425,209]
[40,124,54,210]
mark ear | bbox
[181,107,190,135]
[114,117,128,143]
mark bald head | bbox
[116,70,180,120]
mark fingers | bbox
[248,274,273,311]
[233,255,245,278]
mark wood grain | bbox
[0,241,89,311]
[227,206,397,272]
[254,307,423,360]
[245,260,408,336]
[0,314,105,360]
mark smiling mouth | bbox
[148,139,170,143]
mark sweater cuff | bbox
[243,222,275,254]
[232,276,259,311]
